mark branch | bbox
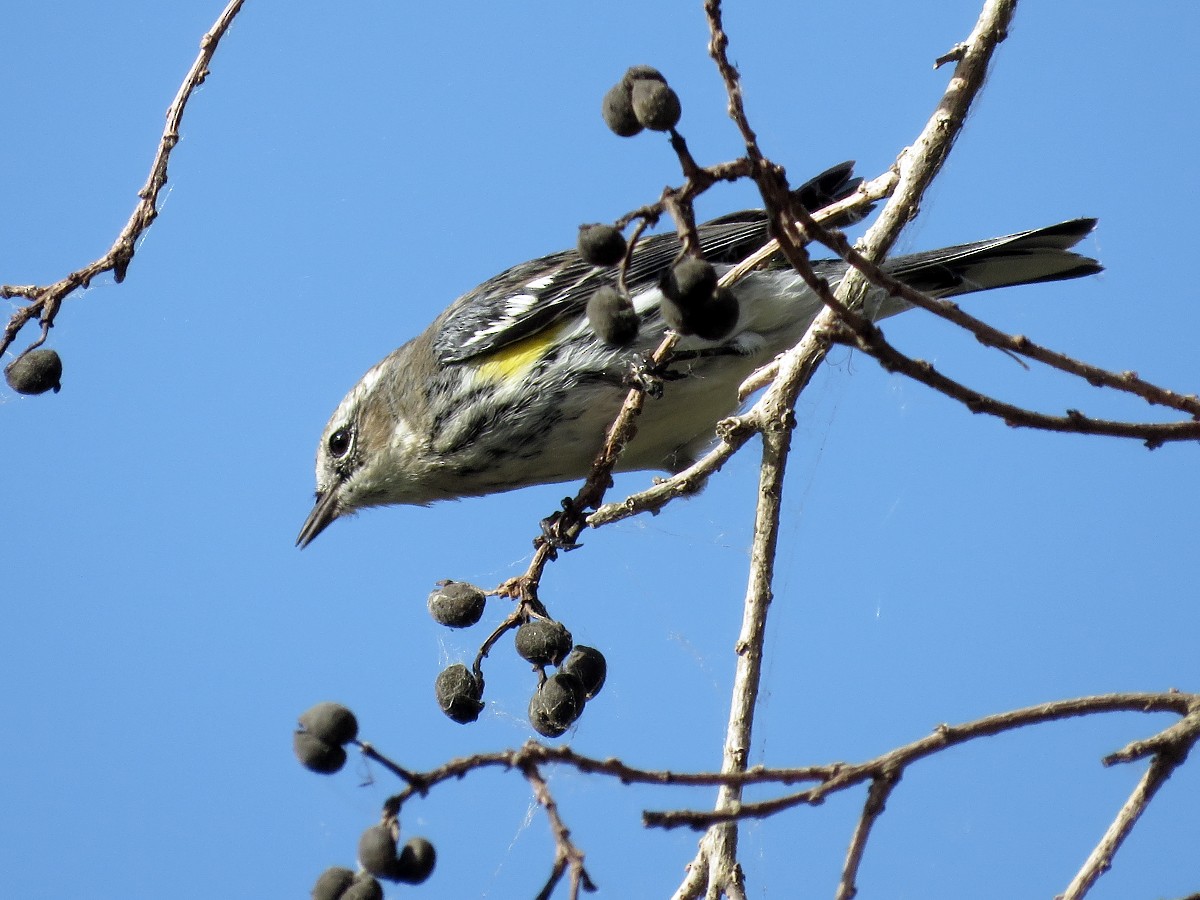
[522,761,598,900]
[670,1,1020,896]
[643,692,1198,830]
[1,0,247,359]
[811,225,1200,421]
[1060,707,1200,899]
[825,319,1200,446]
[351,693,1195,899]
[836,769,902,900]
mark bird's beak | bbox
[297,489,341,549]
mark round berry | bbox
[298,702,358,746]
[660,295,688,335]
[5,348,62,395]
[358,823,399,879]
[427,581,487,629]
[631,79,681,131]
[661,257,718,309]
[689,286,740,341]
[586,286,639,346]
[528,672,586,738]
[293,731,347,775]
[341,873,384,900]
[602,82,642,137]
[311,866,355,900]
[395,836,437,884]
[515,619,573,667]
[434,663,484,724]
[577,224,628,268]
[561,645,607,699]
[623,65,667,86]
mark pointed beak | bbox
[297,488,341,549]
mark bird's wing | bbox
[429,219,768,365]
[432,163,864,366]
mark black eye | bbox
[327,426,353,459]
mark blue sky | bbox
[2,2,1197,898]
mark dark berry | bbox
[561,645,607,699]
[358,823,399,879]
[631,79,681,131]
[586,286,639,346]
[5,348,62,395]
[622,65,667,86]
[298,702,359,746]
[427,581,487,629]
[529,672,586,738]
[577,224,628,267]
[341,873,384,900]
[435,663,484,724]
[660,295,689,334]
[602,82,642,137]
[311,866,355,900]
[690,287,740,341]
[293,731,347,775]
[394,837,437,885]
[515,619,573,667]
[661,257,718,309]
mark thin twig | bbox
[1059,709,1200,900]
[825,320,1200,446]
[836,769,901,900]
[665,2,1021,897]
[643,692,1197,830]
[810,224,1200,420]
[1058,754,1190,900]
[522,761,598,900]
[353,693,1195,899]
[1,0,248,359]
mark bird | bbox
[298,163,1101,547]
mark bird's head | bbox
[297,351,435,548]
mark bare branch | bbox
[825,319,1200,446]
[1058,707,1200,899]
[836,769,901,900]
[1,0,247,359]
[522,761,598,900]
[665,3,1021,895]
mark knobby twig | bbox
[671,1,1020,896]
[643,692,1199,829]
[522,761,598,900]
[0,0,247,360]
[351,693,1196,899]
[1059,708,1200,899]
[836,769,902,900]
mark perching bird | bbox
[298,163,1100,547]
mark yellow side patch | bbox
[470,322,567,383]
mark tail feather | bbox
[886,218,1102,298]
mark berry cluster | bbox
[295,703,438,896]
[515,619,607,736]
[526,640,607,738]
[427,582,607,737]
[601,65,682,136]
[583,66,742,348]
[659,256,739,340]
[357,825,436,885]
[293,701,359,774]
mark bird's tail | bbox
[885,218,1103,298]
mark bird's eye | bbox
[327,426,353,459]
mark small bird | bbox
[298,163,1101,547]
